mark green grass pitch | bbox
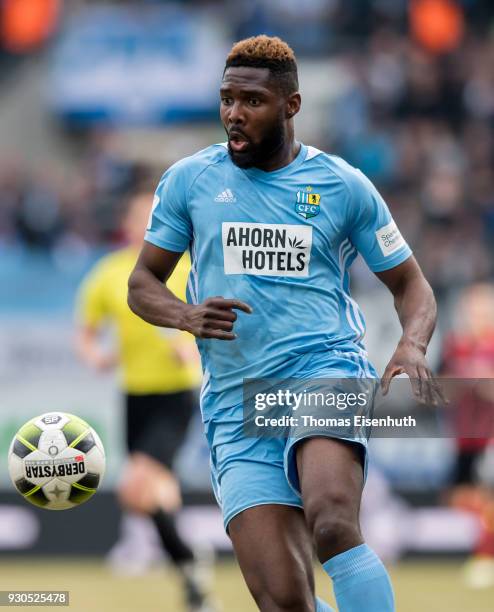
[0,558,492,611]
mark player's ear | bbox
[286,92,301,119]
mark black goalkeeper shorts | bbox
[125,390,195,469]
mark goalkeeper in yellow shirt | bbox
[76,191,213,612]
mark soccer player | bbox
[128,36,443,612]
[76,191,214,612]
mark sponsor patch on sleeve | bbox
[375,220,406,256]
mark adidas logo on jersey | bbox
[214,189,236,203]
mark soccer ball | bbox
[8,412,106,510]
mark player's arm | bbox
[75,325,118,371]
[344,167,444,404]
[128,241,252,340]
[375,255,444,404]
[75,266,117,372]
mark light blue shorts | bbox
[204,350,377,531]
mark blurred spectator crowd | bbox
[0,0,494,306]
[327,4,494,301]
[0,133,153,253]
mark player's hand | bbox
[182,296,253,340]
[381,339,447,405]
[86,350,118,372]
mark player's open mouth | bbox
[229,132,250,153]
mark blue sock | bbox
[322,543,395,611]
[316,596,335,612]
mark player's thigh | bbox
[208,411,303,530]
[296,436,364,530]
[123,451,178,488]
[228,504,316,611]
[208,420,314,609]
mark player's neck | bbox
[254,137,301,173]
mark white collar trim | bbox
[305,145,323,161]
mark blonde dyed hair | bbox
[224,35,298,94]
[227,35,296,64]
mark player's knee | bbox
[117,480,137,511]
[117,463,155,513]
[305,492,360,556]
[118,457,181,513]
[312,514,360,554]
[117,478,148,513]
[154,472,181,512]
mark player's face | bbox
[220,67,290,169]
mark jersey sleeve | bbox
[145,162,193,252]
[347,169,412,272]
[76,264,109,329]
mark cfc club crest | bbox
[295,186,321,219]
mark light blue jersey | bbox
[145,143,412,420]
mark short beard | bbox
[227,115,286,169]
